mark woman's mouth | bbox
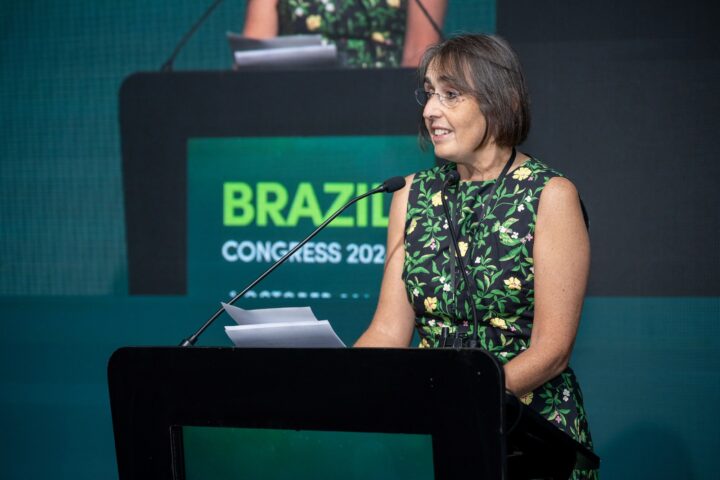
[431,128,452,141]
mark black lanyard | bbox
[448,148,517,326]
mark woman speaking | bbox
[355,34,597,479]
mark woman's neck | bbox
[456,145,515,181]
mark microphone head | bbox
[445,170,460,186]
[381,176,406,193]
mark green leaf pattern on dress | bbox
[402,158,598,479]
[277,0,407,68]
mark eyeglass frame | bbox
[414,88,466,108]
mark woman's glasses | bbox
[414,88,465,108]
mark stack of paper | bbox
[222,303,345,348]
[226,33,338,69]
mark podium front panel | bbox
[108,347,505,480]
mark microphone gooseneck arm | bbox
[441,171,480,348]
[161,0,224,72]
[180,176,405,347]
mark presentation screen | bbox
[187,134,434,340]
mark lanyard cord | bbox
[447,148,517,341]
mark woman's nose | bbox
[423,96,442,119]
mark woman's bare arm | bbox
[354,175,416,347]
[503,177,590,396]
[243,0,279,39]
[401,0,447,67]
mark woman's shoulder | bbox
[511,156,565,186]
[505,156,584,222]
[412,162,451,184]
[404,164,450,211]
[527,159,587,231]
[410,163,460,197]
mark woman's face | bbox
[422,62,487,165]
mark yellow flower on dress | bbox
[512,167,532,181]
[306,15,322,31]
[387,0,401,8]
[371,32,385,43]
[431,191,442,207]
[458,241,468,257]
[423,296,438,312]
[419,337,430,348]
[490,317,508,329]
[407,217,417,235]
[520,392,534,405]
[504,277,521,290]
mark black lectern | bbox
[108,347,598,479]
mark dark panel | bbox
[498,0,716,42]
[498,0,720,295]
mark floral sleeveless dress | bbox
[277,0,407,68]
[402,158,597,479]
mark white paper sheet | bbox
[224,320,345,348]
[233,44,337,68]
[221,303,318,325]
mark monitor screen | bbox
[186,135,434,345]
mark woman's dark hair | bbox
[417,34,530,149]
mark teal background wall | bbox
[2,1,719,479]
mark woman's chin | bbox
[435,151,458,163]
[431,146,450,160]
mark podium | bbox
[108,347,598,479]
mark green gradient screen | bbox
[184,427,434,479]
[188,136,434,301]
[187,136,434,344]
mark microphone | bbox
[382,176,406,193]
[179,176,406,347]
[445,170,460,187]
[440,170,480,348]
[160,0,224,72]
